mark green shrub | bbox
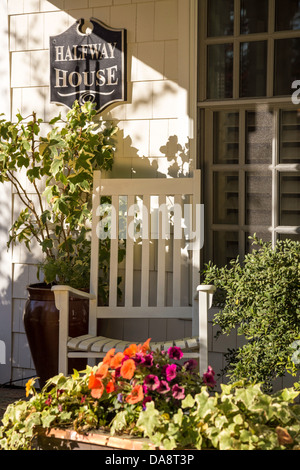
[0,101,118,290]
[203,236,300,391]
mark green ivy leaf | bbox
[181,394,195,409]
[136,402,161,437]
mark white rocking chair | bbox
[52,170,216,376]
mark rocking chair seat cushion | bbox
[67,334,200,355]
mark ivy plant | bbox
[0,371,300,450]
[0,101,118,291]
[202,235,300,391]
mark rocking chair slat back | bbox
[52,170,216,376]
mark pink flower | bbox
[133,353,145,365]
[157,380,170,394]
[164,363,177,382]
[203,366,216,388]
[45,394,52,405]
[144,354,153,367]
[167,346,183,360]
[144,374,160,391]
[172,384,185,400]
[184,359,198,371]
[142,396,152,410]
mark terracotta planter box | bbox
[36,428,158,451]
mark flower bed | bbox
[1,340,300,451]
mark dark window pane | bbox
[245,232,272,253]
[213,111,239,164]
[240,0,269,34]
[240,41,267,97]
[274,38,300,95]
[246,110,273,164]
[207,44,233,99]
[280,174,300,225]
[275,0,300,30]
[213,231,239,266]
[279,110,300,163]
[246,172,272,226]
[213,172,239,224]
[278,233,300,241]
[207,0,234,37]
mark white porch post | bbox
[0,0,13,384]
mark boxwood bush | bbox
[203,236,300,391]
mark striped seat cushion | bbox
[67,334,200,354]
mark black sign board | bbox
[50,18,127,113]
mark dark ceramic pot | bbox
[23,283,89,388]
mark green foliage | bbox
[1,374,300,450]
[0,101,118,289]
[137,382,300,450]
[202,235,300,391]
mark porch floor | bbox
[0,386,27,420]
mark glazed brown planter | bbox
[23,283,89,389]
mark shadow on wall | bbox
[102,123,193,180]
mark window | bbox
[198,0,300,267]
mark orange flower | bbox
[137,338,151,355]
[103,348,116,366]
[120,358,136,380]
[95,362,109,380]
[88,371,104,399]
[88,371,98,389]
[125,384,144,404]
[106,380,116,393]
[123,343,138,358]
[110,352,125,369]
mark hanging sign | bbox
[50,18,127,113]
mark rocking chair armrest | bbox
[194,284,216,300]
[51,285,96,300]
[52,286,96,375]
[197,284,216,310]
[197,284,216,294]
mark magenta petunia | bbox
[144,354,154,367]
[142,396,152,410]
[45,394,52,406]
[133,353,145,365]
[144,374,160,391]
[183,359,198,371]
[203,366,216,388]
[157,380,170,394]
[172,384,185,400]
[164,363,177,381]
[167,346,183,360]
